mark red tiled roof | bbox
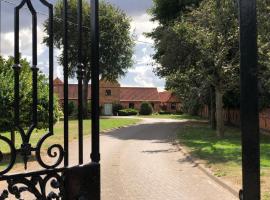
[159,91,181,103]
[54,84,92,100]
[53,77,63,85]
[120,87,160,102]
[54,78,164,102]
[159,91,172,102]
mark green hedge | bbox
[118,108,138,116]
[113,103,124,116]
[139,102,153,115]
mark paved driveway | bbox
[0,118,238,199]
[97,118,237,200]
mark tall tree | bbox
[149,0,239,137]
[149,0,270,137]
[44,0,134,116]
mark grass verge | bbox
[138,114,202,120]
[177,122,270,200]
[0,118,140,169]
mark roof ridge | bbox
[121,87,158,89]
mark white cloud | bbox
[131,13,158,35]
[119,13,164,90]
[1,26,47,62]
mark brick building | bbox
[120,87,161,112]
[159,91,182,113]
[53,78,181,115]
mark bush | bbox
[118,108,138,116]
[68,101,76,116]
[87,100,92,115]
[139,102,153,115]
[113,103,123,116]
[0,57,62,132]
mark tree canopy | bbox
[148,0,270,136]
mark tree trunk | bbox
[82,77,89,118]
[210,86,216,130]
[215,88,224,137]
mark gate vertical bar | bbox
[90,0,100,163]
[31,4,38,128]
[63,0,69,167]
[14,5,21,128]
[239,0,260,198]
[48,2,54,133]
[77,0,84,165]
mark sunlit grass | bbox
[138,114,202,120]
[0,118,141,154]
[177,123,270,199]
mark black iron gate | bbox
[0,0,100,199]
[0,0,263,199]
[239,0,260,199]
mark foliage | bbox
[139,102,153,115]
[0,56,62,132]
[68,101,76,116]
[112,103,123,116]
[150,0,201,25]
[149,0,270,136]
[87,100,92,115]
[149,0,270,109]
[118,108,138,116]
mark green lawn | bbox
[0,118,140,154]
[177,123,270,199]
[138,114,202,120]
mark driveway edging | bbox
[176,142,240,198]
[100,120,143,134]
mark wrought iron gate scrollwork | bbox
[0,0,66,199]
[0,135,17,176]
[0,171,64,200]
[0,0,101,199]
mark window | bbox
[129,103,135,109]
[171,103,176,110]
[105,89,112,96]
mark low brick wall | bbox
[200,106,270,131]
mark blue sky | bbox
[0,0,165,90]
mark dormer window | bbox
[105,89,112,96]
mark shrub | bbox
[139,102,153,115]
[113,103,123,116]
[87,100,92,115]
[118,108,138,116]
[0,56,62,132]
[68,101,76,116]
